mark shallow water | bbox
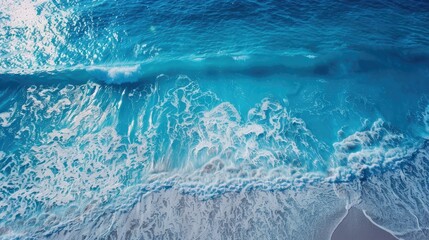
[1,0,429,239]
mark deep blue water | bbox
[1,0,429,239]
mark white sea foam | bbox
[236,124,264,137]
[87,65,141,83]
[329,119,414,182]
[0,103,17,127]
[47,186,347,240]
[106,65,141,79]
[232,55,250,61]
[0,77,423,239]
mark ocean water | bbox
[1,0,429,239]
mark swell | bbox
[1,48,429,85]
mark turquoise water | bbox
[1,0,429,239]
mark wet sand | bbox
[331,207,398,240]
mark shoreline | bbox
[331,207,398,240]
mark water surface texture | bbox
[1,0,429,239]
